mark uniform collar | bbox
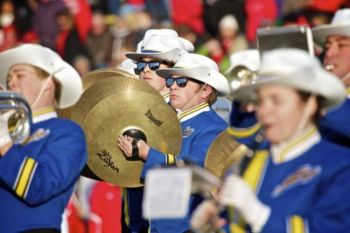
[178,102,210,122]
[271,125,320,164]
[33,106,57,123]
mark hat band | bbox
[141,49,161,53]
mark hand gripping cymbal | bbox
[82,93,181,187]
[71,77,181,187]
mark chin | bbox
[264,131,280,145]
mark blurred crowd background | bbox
[2,0,350,76]
[2,0,348,232]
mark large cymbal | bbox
[205,130,248,179]
[58,68,138,120]
[82,91,181,187]
[71,75,162,127]
[71,76,165,183]
[82,68,138,90]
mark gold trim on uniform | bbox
[166,154,176,165]
[14,157,37,198]
[272,126,319,164]
[33,106,55,117]
[243,150,269,191]
[289,215,306,233]
[230,223,246,233]
[122,188,130,226]
[229,150,269,232]
[178,102,209,121]
[226,123,261,138]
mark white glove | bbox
[191,200,225,232]
[219,175,271,233]
[0,110,14,148]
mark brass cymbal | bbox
[58,68,137,120]
[82,68,138,90]
[71,75,162,127]
[81,91,181,187]
[205,130,248,179]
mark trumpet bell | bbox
[227,65,256,92]
[0,91,32,144]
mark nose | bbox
[142,63,152,72]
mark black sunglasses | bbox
[166,76,205,88]
[136,61,161,72]
[165,77,189,88]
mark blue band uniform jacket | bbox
[0,107,87,233]
[142,102,228,233]
[227,126,350,233]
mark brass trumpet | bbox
[225,65,257,101]
[0,91,32,144]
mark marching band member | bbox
[117,52,230,233]
[191,48,350,233]
[122,29,194,233]
[0,44,87,233]
[313,8,350,146]
[126,28,194,103]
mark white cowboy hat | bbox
[312,8,350,46]
[126,34,187,62]
[0,43,83,108]
[234,48,346,111]
[138,29,194,52]
[156,53,231,96]
[225,49,260,74]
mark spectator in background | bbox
[73,55,92,76]
[218,14,248,55]
[32,0,66,50]
[85,10,113,68]
[196,36,229,73]
[55,8,90,65]
[0,0,18,51]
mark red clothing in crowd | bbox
[62,0,92,42]
[88,182,122,233]
[0,24,17,52]
[245,0,278,43]
[66,198,86,233]
[171,0,205,35]
[310,0,347,13]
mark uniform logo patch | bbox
[183,126,195,138]
[272,164,321,197]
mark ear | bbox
[200,85,213,99]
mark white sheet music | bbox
[143,167,192,219]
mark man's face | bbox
[167,75,206,111]
[137,57,170,94]
[7,64,45,106]
[323,35,350,87]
